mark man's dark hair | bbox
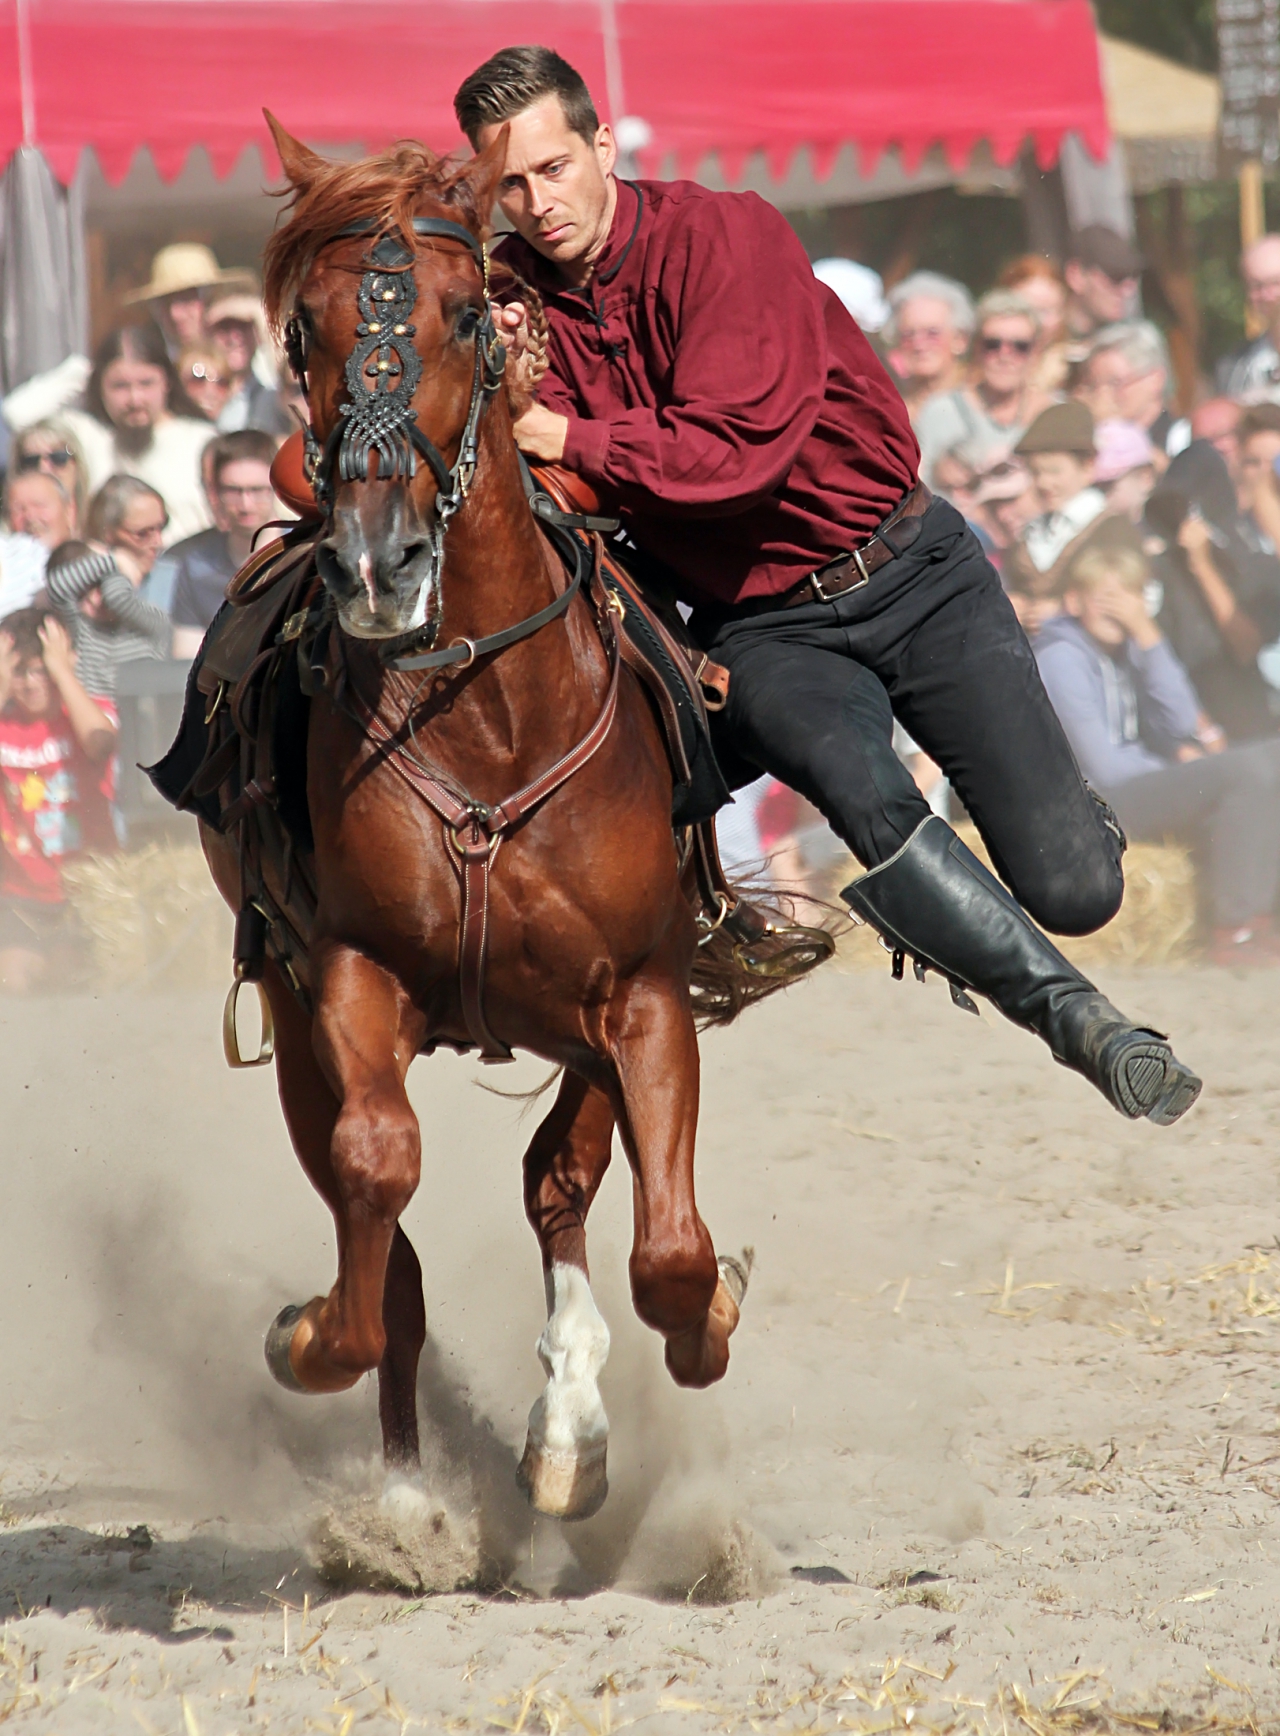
[0,606,51,668]
[454,45,599,149]
[208,429,278,488]
[1238,403,1280,443]
[85,321,198,426]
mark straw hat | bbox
[123,243,255,305]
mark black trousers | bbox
[694,496,1123,937]
[1105,742,1280,928]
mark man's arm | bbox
[519,194,830,520]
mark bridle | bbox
[283,216,507,621]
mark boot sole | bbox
[1113,1043,1202,1126]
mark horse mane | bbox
[262,140,484,335]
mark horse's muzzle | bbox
[318,519,440,641]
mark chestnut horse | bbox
[197,120,773,1523]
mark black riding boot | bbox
[841,816,1201,1125]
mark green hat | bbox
[1015,401,1095,458]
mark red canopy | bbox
[0,0,1108,188]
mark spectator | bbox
[177,345,234,424]
[0,606,117,992]
[2,324,214,544]
[1094,420,1159,526]
[971,457,1037,567]
[1216,234,1280,403]
[5,468,77,549]
[1035,544,1280,967]
[1076,321,1184,458]
[882,271,975,423]
[1002,401,1143,625]
[0,472,53,618]
[170,431,282,657]
[1191,398,1242,476]
[1063,225,1143,348]
[205,294,290,436]
[45,477,171,699]
[811,258,889,334]
[997,254,1069,393]
[1146,443,1280,744]
[10,420,90,525]
[1235,404,1280,554]
[121,243,254,360]
[914,289,1053,487]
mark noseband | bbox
[284,215,507,538]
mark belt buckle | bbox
[811,544,872,604]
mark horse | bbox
[185,117,821,1524]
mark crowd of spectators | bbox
[7,218,1280,986]
[0,244,293,988]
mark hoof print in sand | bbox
[313,1498,480,1596]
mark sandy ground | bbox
[3,953,1280,1732]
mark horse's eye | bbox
[456,306,482,339]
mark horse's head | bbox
[264,116,507,641]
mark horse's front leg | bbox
[608,966,747,1390]
[266,945,424,1430]
[518,1070,616,1520]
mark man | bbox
[169,431,281,657]
[1003,403,1143,613]
[1217,234,1280,403]
[1074,320,1185,457]
[1062,226,1143,349]
[204,294,290,436]
[881,271,974,425]
[0,470,71,616]
[1036,544,1280,968]
[122,243,254,361]
[1191,398,1242,476]
[456,45,1200,1124]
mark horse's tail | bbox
[689,872,842,1029]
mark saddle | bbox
[148,474,831,1063]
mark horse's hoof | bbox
[717,1246,755,1307]
[264,1303,310,1393]
[516,1434,608,1521]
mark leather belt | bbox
[781,481,933,609]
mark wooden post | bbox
[1241,158,1268,336]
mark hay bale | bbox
[819,825,1198,972]
[61,839,231,991]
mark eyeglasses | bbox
[118,521,168,542]
[185,364,229,387]
[981,336,1033,356]
[216,482,274,501]
[898,326,947,344]
[15,449,75,472]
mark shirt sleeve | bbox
[1130,638,1202,750]
[1035,637,1169,789]
[559,194,828,521]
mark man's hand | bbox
[512,402,569,463]
[1097,578,1161,649]
[491,299,541,411]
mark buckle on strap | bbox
[810,542,873,604]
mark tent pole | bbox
[16,0,36,147]
[1241,159,1267,338]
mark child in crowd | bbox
[1034,545,1280,967]
[0,607,117,992]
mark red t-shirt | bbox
[0,700,117,903]
[497,178,919,607]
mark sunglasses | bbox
[15,449,74,471]
[982,336,1034,355]
[185,364,229,387]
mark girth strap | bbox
[352,621,622,1061]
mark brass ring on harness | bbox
[450,637,477,669]
[696,891,732,947]
[222,964,276,1068]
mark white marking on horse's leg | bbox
[517,1262,610,1521]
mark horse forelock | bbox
[262,141,483,335]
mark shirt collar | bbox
[1023,486,1106,572]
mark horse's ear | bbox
[443,124,510,238]
[264,110,327,189]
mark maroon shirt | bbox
[497,178,919,607]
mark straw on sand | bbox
[61,840,230,991]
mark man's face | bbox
[6,473,74,548]
[1191,398,1241,474]
[213,458,277,536]
[210,318,256,377]
[1028,451,1095,514]
[479,95,617,273]
[161,289,206,348]
[1243,238,1280,332]
[100,357,168,431]
[891,296,966,385]
[1079,347,1165,429]
[1064,260,1138,326]
[9,656,52,719]
[1239,430,1280,496]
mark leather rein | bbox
[285,214,624,1062]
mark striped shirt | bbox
[45,549,170,699]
